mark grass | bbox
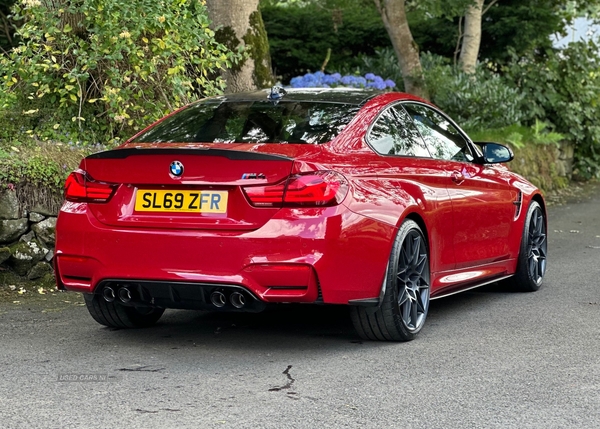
[0,139,92,200]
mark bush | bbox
[0,142,88,192]
[355,48,405,92]
[468,121,564,149]
[421,53,526,131]
[354,49,525,131]
[0,0,242,145]
[504,41,600,179]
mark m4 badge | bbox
[241,173,266,179]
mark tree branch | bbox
[320,48,331,72]
[0,9,14,45]
[454,16,464,67]
[482,0,499,16]
[373,0,383,15]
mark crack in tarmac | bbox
[268,365,295,392]
[119,365,165,373]
[134,408,181,414]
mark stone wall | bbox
[0,188,58,281]
[508,142,573,193]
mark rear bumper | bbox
[92,280,269,312]
[55,201,396,305]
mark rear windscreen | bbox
[134,100,361,144]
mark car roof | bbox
[206,88,384,106]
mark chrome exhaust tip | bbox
[210,291,227,308]
[102,286,116,302]
[118,287,132,303]
[230,292,246,309]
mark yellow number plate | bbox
[134,190,228,213]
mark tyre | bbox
[503,200,547,292]
[83,293,165,328]
[351,219,430,341]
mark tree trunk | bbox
[206,0,274,93]
[42,0,86,36]
[373,0,428,100]
[459,0,485,74]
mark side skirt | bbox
[348,274,514,307]
[430,275,512,300]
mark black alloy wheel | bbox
[84,293,165,328]
[351,219,430,341]
[397,227,430,332]
[526,204,547,286]
[502,200,547,292]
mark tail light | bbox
[64,169,117,203]
[243,171,348,207]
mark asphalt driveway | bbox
[1,183,599,429]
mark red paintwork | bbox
[55,91,545,305]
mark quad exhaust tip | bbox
[230,292,246,309]
[118,287,132,303]
[103,285,250,309]
[210,291,227,308]
[102,286,116,302]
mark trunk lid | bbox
[82,145,299,231]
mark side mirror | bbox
[474,142,514,164]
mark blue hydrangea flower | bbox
[288,72,396,90]
[340,75,355,85]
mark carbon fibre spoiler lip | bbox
[86,147,293,162]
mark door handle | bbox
[451,170,465,184]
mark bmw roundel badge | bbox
[169,160,184,177]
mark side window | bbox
[403,103,473,162]
[367,105,430,157]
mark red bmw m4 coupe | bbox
[54,88,547,341]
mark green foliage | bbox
[357,50,525,131]
[469,122,565,150]
[469,125,530,149]
[504,41,600,179]
[0,142,85,191]
[262,0,372,9]
[479,0,564,63]
[261,0,575,82]
[561,0,600,21]
[0,0,242,144]
[530,119,565,146]
[430,79,523,130]
[262,0,573,84]
[408,0,566,65]
[423,53,526,130]
[261,1,389,82]
[356,48,405,92]
[405,0,475,19]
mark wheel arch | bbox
[531,193,547,222]
[350,209,432,341]
[399,208,448,275]
[403,211,430,251]
[502,191,548,291]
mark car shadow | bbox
[75,284,518,353]
[427,282,516,320]
[85,304,371,354]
